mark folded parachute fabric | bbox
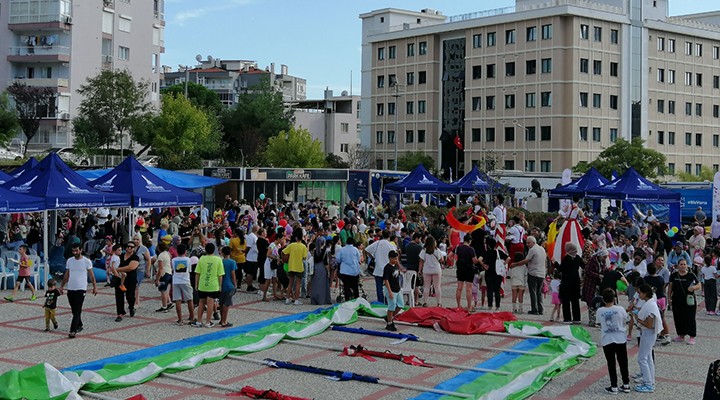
[226,386,311,400]
[341,344,432,367]
[445,207,487,233]
[395,307,516,334]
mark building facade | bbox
[0,0,164,151]
[360,0,720,176]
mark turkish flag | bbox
[453,134,463,150]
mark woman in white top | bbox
[419,236,445,307]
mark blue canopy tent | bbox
[0,187,45,213]
[90,156,202,208]
[0,170,13,185]
[9,157,39,179]
[585,167,681,227]
[77,165,226,189]
[548,167,610,198]
[384,165,459,194]
[451,166,491,194]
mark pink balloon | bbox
[285,225,293,235]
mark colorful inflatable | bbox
[445,207,487,233]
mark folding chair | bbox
[0,259,13,290]
[400,270,417,308]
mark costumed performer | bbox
[552,196,585,264]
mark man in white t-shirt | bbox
[365,230,396,303]
[244,225,260,292]
[60,243,96,338]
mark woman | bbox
[583,248,606,327]
[552,196,585,264]
[688,226,706,261]
[474,231,501,312]
[113,242,140,322]
[189,226,206,253]
[328,235,341,290]
[667,258,702,344]
[153,241,172,312]
[229,229,247,284]
[419,236,445,307]
[559,242,584,324]
[260,229,285,301]
[256,228,269,288]
[311,236,331,305]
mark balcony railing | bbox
[9,78,69,88]
[9,45,70,57]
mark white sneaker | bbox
[285,299,292,305]
[294,300,303,306]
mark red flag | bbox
[453,134,463,150]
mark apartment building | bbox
[360,0,720,176]
[0,0,164,151]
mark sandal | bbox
[421,303,427,307]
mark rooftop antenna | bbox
[350,70,352,96]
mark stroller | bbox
[336,278,368,303]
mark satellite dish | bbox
[341,90,349,96]
[195,54,202,62]
[207,55,213,62]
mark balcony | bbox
[8,78,69,88]
[101,54,113,70]
[7,45,70,63]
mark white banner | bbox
[712,172,720,223]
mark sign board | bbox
[245,168,348,181]
[203,167,242,180]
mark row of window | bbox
[580,24,619,43]
[656,131,720,147]
[471,92,552,110]
[471,59,553,79]
[471,24,553,48]
[656,100,720,118]
[672,163,720,176]
[471,126,552,142]
[377,71,426,88]
[376,100,427,116]
[657,37,720,59]
[579,93,619,109]
[579,127,619,142]
[375,130,426,144]
[377,41,427,60]
[657,69,720,88]
[474,159,552,172]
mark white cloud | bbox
[170,0,254,26]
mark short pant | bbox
[243,262,258,279]
[198,290,220,299]
[172,284,193,302]
[383,288,405,312]
[219,288,236,307]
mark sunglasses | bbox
[126,245,136,249]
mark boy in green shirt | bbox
[193,243,224,328]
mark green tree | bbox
[0,93,19,145]
[6,82,55,155]
[73,70,152,160]
[160,82,223,116]
[325,153,349,168]
[678,165,715,182]
[397,151,435,172]
[263,127,326,168]
[151,94,222,169]
[573,138,666,178]
[221,78,293,165]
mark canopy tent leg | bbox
[42,210,48,285]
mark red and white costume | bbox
[493,203,507,254]
[551,203,585,264]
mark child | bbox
[700,256,718,315]
[107,244,126,292]
[473,270,486,309]
[550,270,562,322]
[596,288,630,394]
[634,284,662,393]
[43,279,60,332]
[383,250,404,331]
[626,277,644,342]
[171,244,195,325]
[4,244,37,302]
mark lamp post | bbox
[391,81,403,170]
[179,64,190,98]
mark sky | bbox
[163,0,720,99]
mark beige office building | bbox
[360,0,720,176]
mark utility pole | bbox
[391,81,403,170]
[179,65,190,98]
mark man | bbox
[336,237,362,300]
[219,247,237,327]
[193,243,224,328]
[244,225,259,292]
[404,233,423,304]
[666,242,691,271]
[365,230,396,304]
[511,236,547,315]
[60,243,96,338]
[507,216,525,258]
[327,201,340,220]
[694,206,707,226]
[282,231,307,305]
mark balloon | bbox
[309,214,316,219]
[378,220,386,229]
[337,220,345,229]
[279,219,288,228]
[285,225,293,235]
[259,193,265,200]
[672,226,679,233]
[667,230,675,237]
[616,279,628,293]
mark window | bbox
[657,37,665,51]
[406,101,414,114]
[377,47,385,60]
[472,65,482,79]
[486,127,496,142]
[388,102,396,115]
[696,43,703,57]
[541,91,552,107]
[376,103,384,116]
[580,58,589,73]
[472,96,481,111]
[715,46,720,59]
[341,123,349,133]
[407,72,414,85]
[526,26,536,42]
[340,143,349,152]
[657,99,664,113]
[405,130,414,143]
[696,103,702,116]
[594,26,602,41]
[593,60,602,75]
[580,92,589,107]
[377,75,385,88]
[610,62,618,77]
[658,130,665,144]
[668,163,675,174]
[697,73,703,87]
[696,133,702,146]
[541,58,552,73]
[715,105,719,118]
[486,96,496,110]
[407,43,415,56]
[526,160,536,172]
[593,93,601,108]
[668,69,675,83]
[119,16,131,32]
[388,74,397,87]
[506,62,516,76]
[506,29,516,44]
[696,164,702,175]
[541,160,551,172]
[610,29,618,44]
[387,131,395,144]
[418,130,425,143]
[525,126,536,141]
[388,46,396,59]
[685,72,692,86]
[504,160,515,170]
[593,127,601,142]
[668,131,675,145]
[526,92,536,108]
[580,24,589,40]
[505,127,515,141]
[579,126,588,141]
[685,132,692,145]
[472,128,482,142]
[657,68,665,82]
[715,164,720,172]
[376,131,383,144]
[685,102,692,116]
[685,41,692,55]
[715,76,720,89]
[668,100,676,114]
[419,41,427,55]
[472,34,482,48]
[418,71,426,84]
[487,32,496,46]
[505,94,515,109]
[487,64,496,78]
[610,128,618,142]
[668,38,675,52]
[685,164,692,174]
[541,126,551,141]
[526,59,536,75]
[542,24,553,40]
[610,95,618,109]
[118,46,130,60]
[714,134,719,147]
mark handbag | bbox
[495,250,507,277]
[686,294,696,306]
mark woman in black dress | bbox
[478,234,507,312]
[114,242,140,322]
[559,242,584,324]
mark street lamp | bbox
[390,81,404,170]
[178,64,190,98]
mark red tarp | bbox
[227,386,311,400]
[395,307,516,334]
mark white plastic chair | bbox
[400,270,417,308]
[28,255,42,289]
[3,251,19,289]
[0,259,12,290]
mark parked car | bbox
[0,148,23,161]
[138,155,159,167]
[46,147,91,166]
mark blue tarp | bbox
[548,167,610,198]
[585,167,681,203]
[77,165,226,189]
[384,165,459,194]
[2,153,130,209]
[451,166,491,194]
[90,156,202,208]
[9,157,38,179]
